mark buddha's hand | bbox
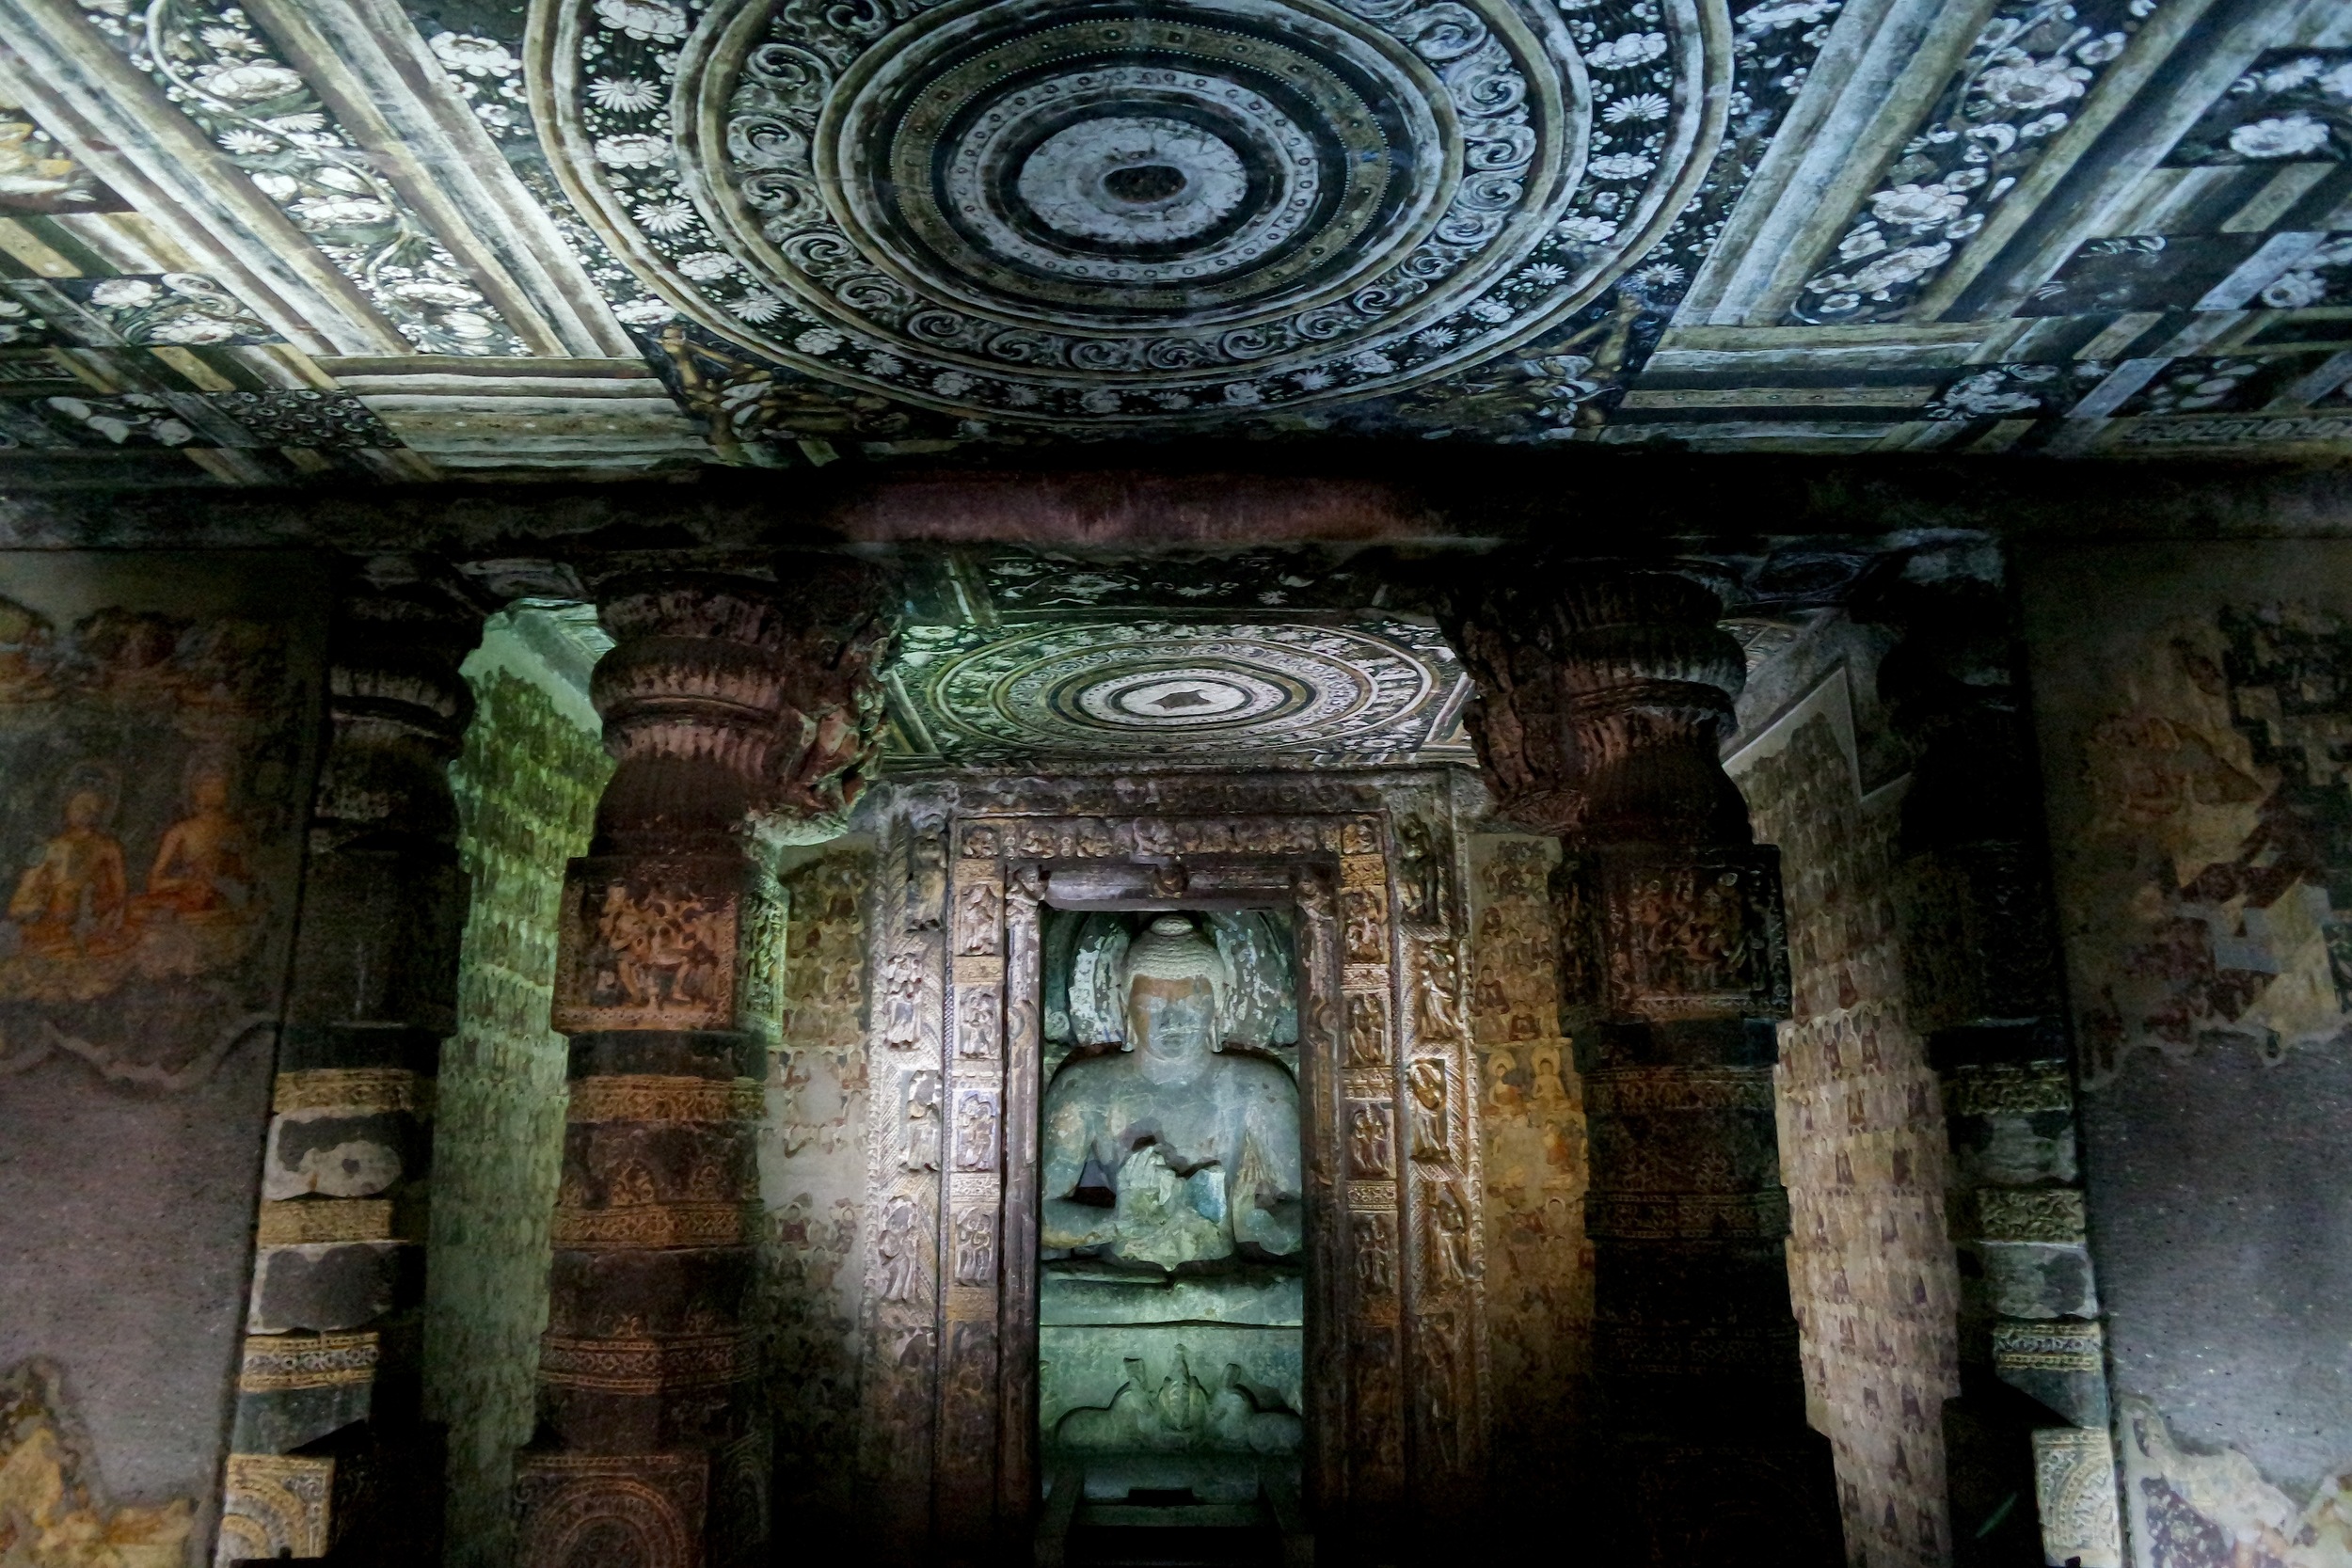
[1114,1144,1183,1222]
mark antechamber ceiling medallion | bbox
[893,619,1473,760]
[541,0,1727,426]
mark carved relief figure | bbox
[958,985,999,1060]
[1415,936,1469,1041]
[953,1088,1000,1172]
[1345,990,1389,1068]
[882,946,924,1049]
[1417,1320,1464,1469]
[1395,817,1441,925]
[1343,888,1385,963]
[953,1207,996,1287]
[900,1070,941,1171]
[1407,1058,1451,1163]
[905,821,946,929]
[1352,1212,1396,1296]
[1348,1101,1393,1180]
[875,1195,927,1304]
[1428,1182,1473,1289]
[956,880,1001,956]
[1629,867,1752,993]
[1041,915,1302,1269]
[587,884,728,1012]
[1053,1345,1303,1455]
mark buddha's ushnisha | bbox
[1041,915,1302,1269]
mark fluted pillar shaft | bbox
[1442,563,1838,1565]
[516,568,890,1568]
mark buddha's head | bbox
[1120,914,1230,1060]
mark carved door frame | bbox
[928,806,1486,1557]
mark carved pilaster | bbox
[225,560,485,1568]
[1863,575,2112,1568]
[519,566,891,1568]
[1440,562,1837,1565]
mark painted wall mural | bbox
[2026,542,2352,1568]
[0,1360,195,1568]
[0,584,307,1085]
[0,552,326,1568]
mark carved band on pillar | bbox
[517,565,892,1568]
[222,562,484,1567]
[1441,562,1838,1565]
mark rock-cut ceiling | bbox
[0,0,2344,485]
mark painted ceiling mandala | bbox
[543,0,1726,424]
[890,620,1474,760]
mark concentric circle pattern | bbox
[557,0,1724,425]
[912,621,1458,757]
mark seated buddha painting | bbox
[1036,908,1307,1497]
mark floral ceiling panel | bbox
[886,614,1475,763]
[0,0,2343,483]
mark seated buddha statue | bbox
[1041,915,1302,1270]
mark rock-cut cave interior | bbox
[0,0,2348,1566]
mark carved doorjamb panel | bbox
[854,797,948,1558]
[915,801,1486,1551]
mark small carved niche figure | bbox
[1428,1182,1472,1289]
[1414,936,1469,1042]
[1348,1101,1392,1180]
[958,985,1000,1060]
[905,820,946,930]
[1352,1212,1395,1296]
[901,1070,942,1172]
[876,1195,927,1304]
[882,946,925,1049]
[1406,1059,1450,1163]
[1417,1320,1463,1469]
[953,1088,1000,1172]
[1345,991,1389,1068]
[1395,817,1440,925]
[953,1206,996,1287]
[957,880,1002,956]
[1342,888,1385,963]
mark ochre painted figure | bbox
[1041,914,1303,1271]
[139,762,251,918]
[8,785,130,958]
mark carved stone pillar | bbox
[516,568,890,1568]
[222,561,482,1567]
[1867,577,2117,1568]
[1441,564,1838,1565]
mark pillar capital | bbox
[584,560,895,855]
[1438,560,1753,844]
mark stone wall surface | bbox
[1731,691,1962,1568]
[0,550,327,1564]
[421,610,610,1568]
[2022,541,2352,1568]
